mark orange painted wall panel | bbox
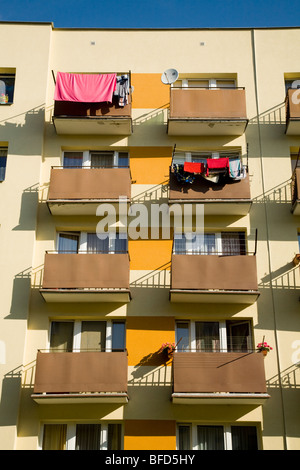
[128,239,172,271]
[131,73,170,109]
[124,420,176,450]
[129,147,172,184]
[126,316,175,366]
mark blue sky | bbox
[0,0,299,29]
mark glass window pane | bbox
[231,426,258,450]
[227,321,251,352]
[195,322,220,352]
[112,322,125,351]
[197,426,225,450]
[50,322,74,352]
[176,322,189,351]
[189,80,209,88]
[174,233,186,254]
[63,152,83,168]
[58,233,79,253]
[118,152,129,168]
[87,233,109,253]
[42,424,67,450]
[75,424,101,450]
[0,75,15,103]
[81,321,106,351]
[91,151,114,168]
[178,425,191,450]
[108,424,122,450]
[221,232,245,255]
[113,233,128,253]
[215,80,236,88]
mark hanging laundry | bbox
[172,164,195,184]
[229,158,242,178]
[114,75,130,106]
[206,157,229,176]
[54,72,117,103]
[183,161,205,174]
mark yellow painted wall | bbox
[129,239,172,270]
[130,147,172,184]
[126,316,175,366]
[124,420,176,450]
[131,74,170,109]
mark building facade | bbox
[0,22,300,450]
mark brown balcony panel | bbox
[53,97,132,135]
[172,352,269,405]
[168,88,248,136]
[32,351,128,404]
[169,172,251,215]
[47,168,131,215]
[170,254,259,304]
[40,253,131,303]
[286,88,300,135]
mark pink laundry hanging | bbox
[54,72,117,103]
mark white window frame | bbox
[38,422,123,450]
[48,320,125,353]
[175,320,252,353]
[56,231,127,254]
[176,423,258,450]
[62,150,128,168]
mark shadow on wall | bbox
[12,183,39,231]
[247,101,286,127]
[0,105,50,156]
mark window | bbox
[177,424,258,450]
[173,231,246,256]
[41,423,122,450]
[49,320,126,352]
[0,73,15,104]
[175,320,252,353]
[57,231,128,254]
[173,78,236,89]
[285,78,300,94]
[62,150,129,169]
[0,148,7,181]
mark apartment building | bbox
[0,21,300,451]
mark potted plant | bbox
[257,341,273,356]
[159,342,176,360]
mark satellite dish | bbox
[161,68,179,85]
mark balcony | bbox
[52,72,132,135]
[170,253,259,304]
[167,87,248,136]
[172,352,269,405]
[47,167,131,216]
[31,350,128,404]
[40,252,131,303]
[291,167,300,215]
[285,88,300,135]
[169,164,252,216]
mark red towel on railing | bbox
[206,158,229,176]
[54,72,117,103]
[183,162,205,174]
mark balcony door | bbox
[173,231,246,255]
[49,320,125,353]
[175,320,252,353]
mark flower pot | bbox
[261,349,268,356]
